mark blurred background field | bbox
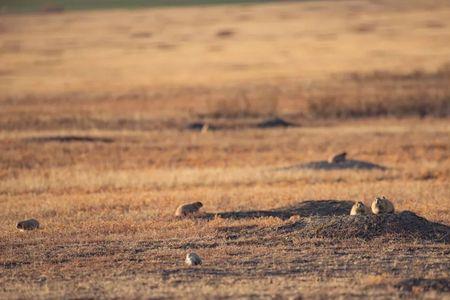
[0,0,449,298]
[1,0,277,13]
[1,0,450,128]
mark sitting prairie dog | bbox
[175,202,203,217]
[185,252,202,266]
[16,219,40,231]
[350,201,370,215]
[328,152,347,163]
[371,196,395,214]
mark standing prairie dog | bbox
[371,196,395,214]
[328,152,347,163]
[350,201,370,215]
[175,202,203,217]
[200,123,209,134]
[16,219,40,231]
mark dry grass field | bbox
[1,0,450,299]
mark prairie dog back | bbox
[16,219,40,231]
[175,202,203,217]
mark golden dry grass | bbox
[1,0,450,121]
[1,119,449,298]
[1,0,450,299]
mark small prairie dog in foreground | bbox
[328,152,347,163]
[16,219,40,231]
[350,201,370,215]
[185,252,202,266]
[175,202,203,217]
[371,196,395,214]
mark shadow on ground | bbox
[277,160,387,171]
[201,200,353,220]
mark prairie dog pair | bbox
[175,202,203,217]
[350,197,395,215]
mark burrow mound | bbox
[256,117,295,129]
[185,117,296,131]
[279,159,387,171]
[280,211,449,242]
[186,122,219,131]
[25,135,113,143]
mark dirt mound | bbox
[202,201,448,242]
[395,278,450,293]
[280,159,387,171]
[280,211,449,242]
[257,117,294,128]
[25,135,113,143]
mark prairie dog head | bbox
[372,196,394,214]
[193,202,203,208]
[354,201,365,209]
[350,201,368,215]
[374,196,388,206]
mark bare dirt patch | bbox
[24,135,114,143]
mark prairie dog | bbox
[350,201,370,215]
[185,252,202,266]
[175,202,203,217]
[328,152,347,163]
[371,196,395,214]
[16,219,40,231]
[200,123,209,134]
